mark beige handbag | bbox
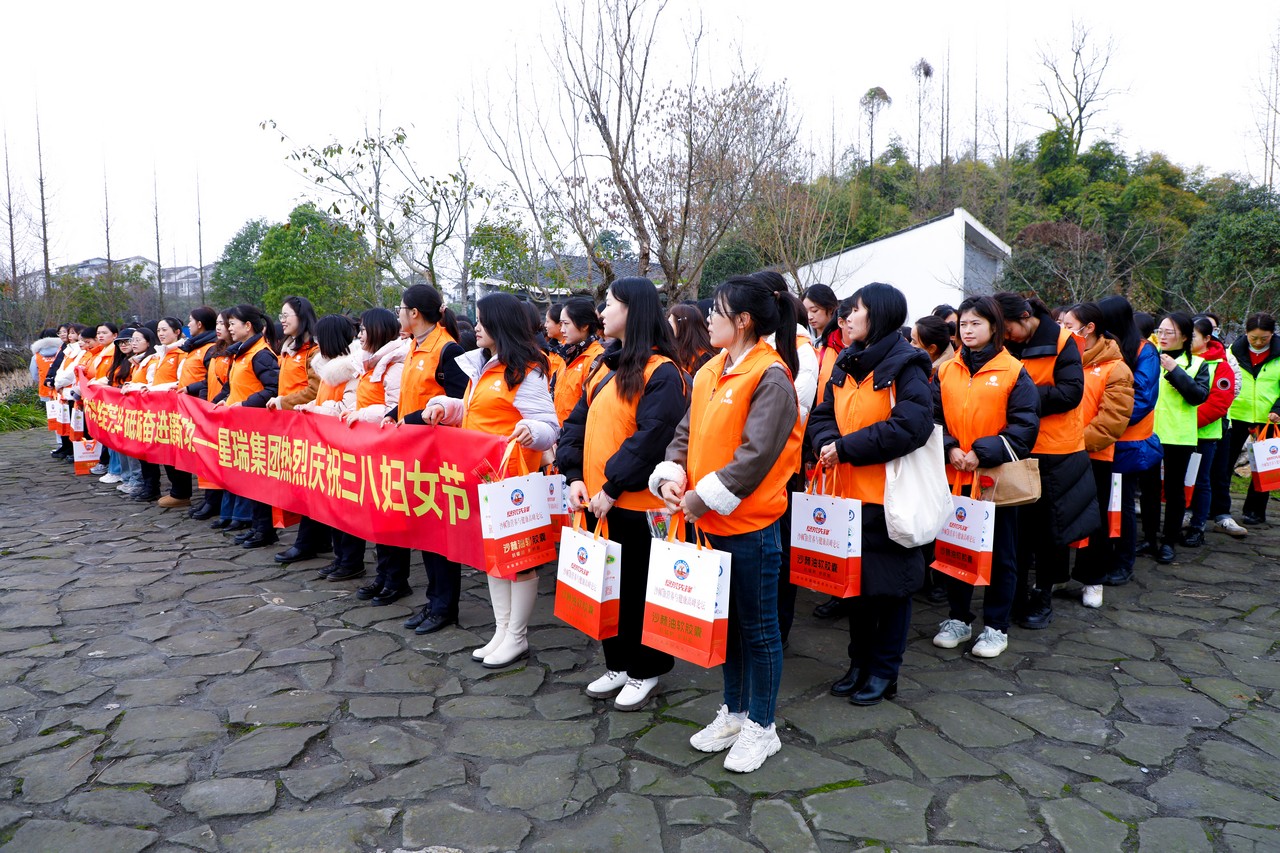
[975,435,1041,507]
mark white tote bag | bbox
[883,387,953,548]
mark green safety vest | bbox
[1197,359,1223,441]
[1155,352,1204,447]
[1229,355,1280,424]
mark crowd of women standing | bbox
[30,274,1280,775]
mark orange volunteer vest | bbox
[356,366,386,411]
[554,340,605,423]
[827,373,894,505]
[582,356,675,511]
[278,342,316,397]
[462,361,544,472]
[150,346,184,386]
[227,337,270,405]
[1020,326,1086,455]
[687,341,803,536]
[399,326,457,421]
[207,354,231,402]
[35,352,56,399]
[315,379,346,407]
[180,343,214,388]
[937,348,1026,480]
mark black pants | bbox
[374,544,458,616]
[1016,487,1070,596]
[587,507,674,680]
[332,530,366,571]
[847,594,911,680]
[249,498,273,535]
[1139,443,1194,545]
[201,489,224,514]
[946,505,1019,632]
[140,462,192,499]
[293,516,335,554]
[1213,420,1270,519]
[1074,458,1115,585]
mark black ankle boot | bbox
[829,665,866,697]
[1018,588,1054,630]
[850,675,898,706]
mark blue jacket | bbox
[1113,341,1162,473]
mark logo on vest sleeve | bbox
[510,489,525,506]
[673,560,691,580]
[955,507,968,522]
[812,507,827,525]
[576,547,589,564]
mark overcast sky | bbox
[2,0,1276,276]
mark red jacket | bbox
[1197,339,1235,429]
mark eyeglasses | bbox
[397,306,409,313]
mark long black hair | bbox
[1065,302,1107,343]
[914,315,952,356]
[849,282,908,346]
[131,326,159,358]
[282,295,318,347]
[714,275,799,376]
[402,284,460,341]
[561,297,602,337]
[1096,295,1142,370]
[227,304,280,353]
[476,292,549,388]
[668,303,712,373]
[158,316,185,341]
[609,277,678,402]
[315,315,358,360]
[360,308,400,354]
[107,338,133,386]
[189,306,216,334]
[1160,311,1194,355]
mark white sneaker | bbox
[932,618,973,649]
[1182,510,1192,529]
[99,473,121,484]
[116,482,134,493]
[690,704,746,753]
[723,718,781,773]
[613,676,659,711]
[1215,517,1249,538]
[1082,585,1103,609]
[584,670,628,699]
[971,626,1008,658]
[89,463,107,475]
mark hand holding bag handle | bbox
[975,434,1041,507]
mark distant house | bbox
[790,208,1011,323]
[23,256,216,300]
[471,254,667,304]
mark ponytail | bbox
[440,306,460,343]
[717,274,799,377]
[773,290,800,377]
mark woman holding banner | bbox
[931,295,1039,660]
[650,275,802,774]
[423,292,560,668]
[372,285,467,625]
[556,277,688,711]
[1059,303,1134,610]
[212,304,281,548]
[807,283,934,706]
[139,317,194,509]
[194,313,239,527]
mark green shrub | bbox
[3,385,39,407]
[0,401,43,433]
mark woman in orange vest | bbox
[86,326,128,483]
[556,277,689,711]
[931,295,1040,660]
[554,297,605,423]
[994,292,1097,630]
[118,327,163,498]
[368,285,467,624]
[273,315,361,568]
[651,275,802,774]
[424,292,560,667]
[312,309,408,583]
[186,310,234,523]
[1060,302,1134,610]
[807,283,936,706]
[1097,295,1162,585]
[213,304,281,548]
[542,302,566,386]
[668,303,713,375]
[137,317,194,508]
[174,307,219,519]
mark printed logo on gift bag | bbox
[511,489,525,506]
[811,507,827,525]
[955,506,967,522]
[673,559,690,580]
[576,546,589,564]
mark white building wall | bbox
[790,209,1009,325]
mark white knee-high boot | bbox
[473,574,511,660]
[483,574,538,668]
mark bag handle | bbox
[498,442,530,478]
[950,469,976,497]
[665,511,686,543]
[595,515,610,541]
[996,433,1020,463]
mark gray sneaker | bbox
[932,618,972,649]
[1215,517,1248,538]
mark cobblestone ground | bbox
[1,427,1279,852]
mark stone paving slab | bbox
[2,426,1280,850]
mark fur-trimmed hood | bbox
[362,337,410,382]
[314,340,363,387]
[31,337,62,357]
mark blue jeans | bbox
[118,453,142,487]
[108,448,122,476]
[704,521,784,728]
[1189,438,1218,530]
[220,492,253,523]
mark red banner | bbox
[79,378,507,567]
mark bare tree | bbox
[912,58,933,211]
[35,110,51,291]
[196,173,206,303]
[103,169,113,291]
[860,87,891,189]
[2,129,18,296]
[1037,21,1122,156]
[939,45,952,207]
